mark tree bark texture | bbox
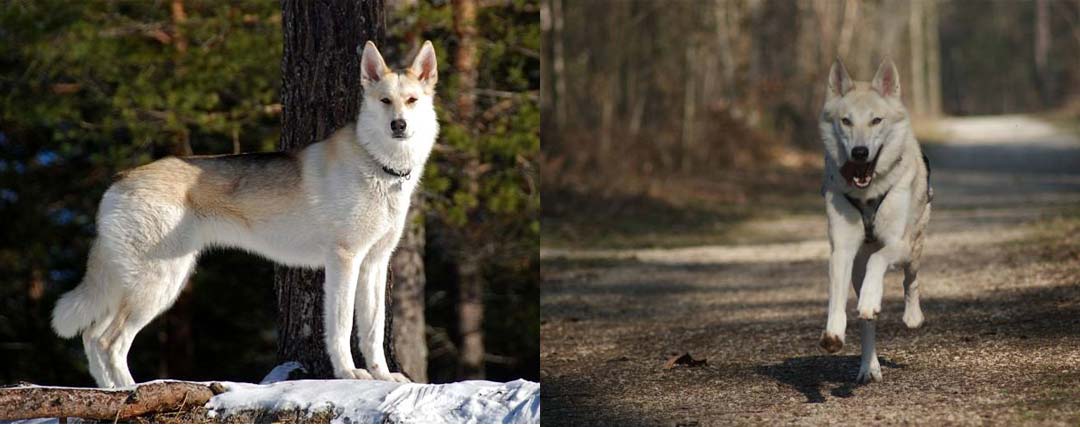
[0,382,216,422]
[926,0,942,116]
[390,200,428,383]
[452,0,478,121]
[908,0,927,114]
[456,254,485,379]
[276,0,389,379]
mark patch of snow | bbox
[260,361,305,384]
[205,378,540,424]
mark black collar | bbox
[381,165,411,180]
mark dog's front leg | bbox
[354,232,410,383]
[856,192,912,320]
[324,245,373,380]
[855,241,909,320]
[821,193,863,353]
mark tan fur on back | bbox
[115,152,303,227]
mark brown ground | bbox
[541,116,1080,426]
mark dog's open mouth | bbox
[840,159,877,188]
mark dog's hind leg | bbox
[856,318,882,383]
[82,314,116,388]
[100,254,198,387]
[851,244,882,382]
[98,301,134,386]
[902,264,924,328]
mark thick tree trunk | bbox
[551,0,566,130]
[456,254,485,379]
[908,0,927,115]
[390,201,427,383]
[276,0,388,379]
[926,0,942,116]
[452,0,478,121]
[451,0,485,380]
[1034,0,1053,105]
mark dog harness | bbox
[841,154,932,244]
[844,193,886,243]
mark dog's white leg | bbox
[821,194,864,353]
[856,318,882,383]
[852,245,881,382]
[354,231,410,383]
[97,302,134,387]
[822,245,855,353]
[902,264,924,328]
[109,330,138,387]
[113,304,168,387]
[325,245,374,380]
[354,254,406,382]
[82,316,115,388]
[102,253,197,387]
[856,243,907,320]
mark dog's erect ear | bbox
[361,41,389,87]
[872,57,901,99]
[827,57,854,100]
[409,41,438,88]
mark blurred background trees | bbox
[0,0,537,386]
[541,0,1080,205]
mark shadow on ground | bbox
[755,356,905,403]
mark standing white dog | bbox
[818,57,932,383]
[52,41,439,388]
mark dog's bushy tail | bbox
[52,277,115,338]
[52,245,113,338]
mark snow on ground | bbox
[206,378,540,424]
[12,418,67,424]
[259,361,304,384]
[11,377,540,424]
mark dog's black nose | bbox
[851,146,869,161]
[390,119,407,135]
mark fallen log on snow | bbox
[0,381,220,422]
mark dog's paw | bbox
[819,332,844,354]
[856,359,882,383]
[369,369,412,383]
[388,372,412,383]
[903,306,924,329]
[856,303,880,320]
[336,368,375,380]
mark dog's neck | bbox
[354,125,435,182]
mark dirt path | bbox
[541,115,1080,425]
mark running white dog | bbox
[818,57,932,383]
[52,41,439,388]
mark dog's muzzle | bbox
[841,156,877,189]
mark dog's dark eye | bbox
[380,98,391,104]
[841,118,852,126]
[870,117,883,125]
[406,97,418,104]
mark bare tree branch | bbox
[0,381,219,422]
